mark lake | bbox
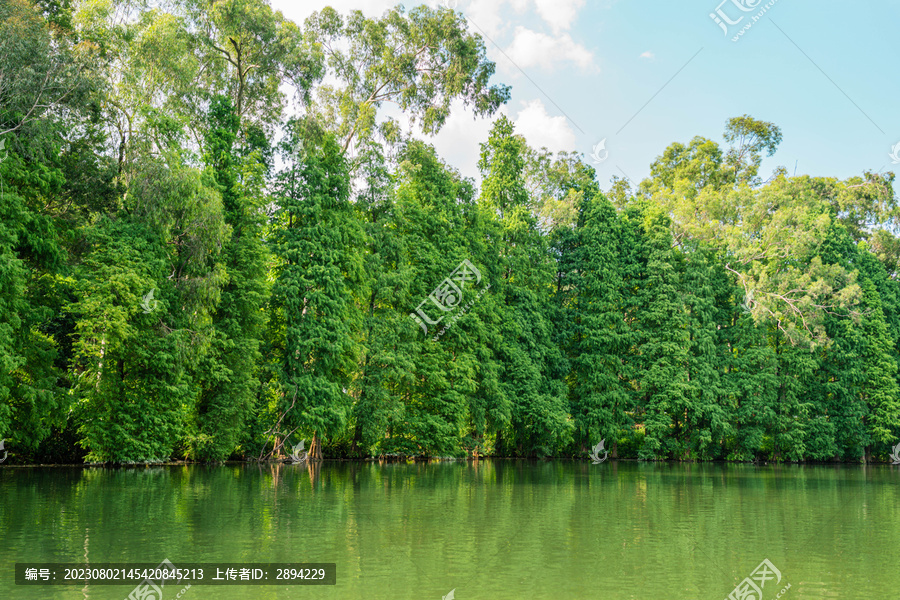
[2,460,898,599]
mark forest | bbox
[1,0,899,464]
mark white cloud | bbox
[502,27,595,71]
[533,0,585,33]
[421,99,576,181]
[640,51,655,59]
[426,101,500,180]
[465,0,529,37]
[512,99,576,153]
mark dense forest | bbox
[1,0,899,464]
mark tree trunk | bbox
[350,424,362,458]
[309,433,323,462]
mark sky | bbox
[270,0,900,189]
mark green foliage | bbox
[191,94,266,461]
[269,124,363,458]
[305,4,510,153]
[723,114,782,184]
[562,192,631,455]
[5,0,900,465]
[479,117,571,456]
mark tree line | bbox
[1,0,898,464]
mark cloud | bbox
[466,0,530,37]
[512,99,577,153]
[421,99,576,181]
[424,101,499,180]
[502,27,595,71]
[533,0,585,33]
[640,51,655,59]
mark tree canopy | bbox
[1,0,898,465]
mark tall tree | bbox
[192,95,267,461]
[268,123,364,461]
[630,204,690,459]
[304,5,509,154]
[479,117,570,456]
[564,192,631,457]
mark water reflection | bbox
[1,461,898,599]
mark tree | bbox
[723,114,782,185]
[564,192,631,457]
[69,216,191,462]
[304,5,509,154]
[0,0,91,137]
[184,0,323,126]
[630,205,690,459]
[268,123,364,461]
[680,249,731,459]
[479,117,570,456]
[383,140,481,457]
[855,247,900,460]
[192,95,267,461]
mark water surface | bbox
[2,461,898,599]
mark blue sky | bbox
[274,0,900,189]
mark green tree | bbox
[630,204,690,459]
[722,114,782,185]
[268,123,363,460]
[564,192,631,457]
[479,117,570,456]
[304,5,509,153]
[192,95,267,461]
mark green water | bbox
[2,461,899,599]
